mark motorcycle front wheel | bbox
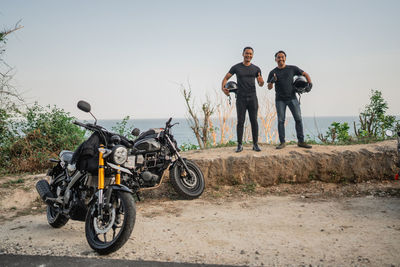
[85,191,136,255]
[170,159,205,199]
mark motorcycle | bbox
[36,100,136,255]
[386,129,400,180]
[123,117,205,199]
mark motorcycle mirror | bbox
[77,100,91,113]
[77,100,97,125]
[131,128,140,137]
[385,129,393,137]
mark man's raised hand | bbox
[269,73,277,83]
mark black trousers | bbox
[236,94,259,145]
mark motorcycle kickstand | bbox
[135,192,141,201]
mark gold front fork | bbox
[98,145,105,189]
[98,145,105,208]
[115,168,121,185]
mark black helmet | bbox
[225,81,238,94]
[293,76,308,94]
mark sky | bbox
[1,0,400,120]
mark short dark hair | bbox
[275,50,286,58]
[243,46,254,53]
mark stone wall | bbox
[183,140,398,187]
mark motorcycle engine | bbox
[140,171,159,186]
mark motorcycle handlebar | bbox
[166,117,172,126]
[74,120,133,148]
[73,120,100,132]
[73,120,87,128]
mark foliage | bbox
[0,106,19,146]
[111,115,135,139]
[180,143,199,151]
[318,122,352,144]
[395,122,400,133]
[0,103,86,174]
[240,182,257,193]
[22,103,85,149]
[213,140,237,148]
[354,90,397,139]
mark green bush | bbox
[180,143,199,151]
[355,90,397,139]
[316,90,398,145]
[111,115,135,139]
[0,103,85,174]
[318,122,352,144]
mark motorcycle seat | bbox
[133,128,162,144]
[59,150,74,164]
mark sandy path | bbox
[1,193,399,266]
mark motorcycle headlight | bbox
[111,145,128,165]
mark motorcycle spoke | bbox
[104,233,107,243]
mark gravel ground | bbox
[0,175,400,266]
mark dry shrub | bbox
[9,130,58,173]
[214,91,235,145]
[213,90,278,145]
[258,91,278,143]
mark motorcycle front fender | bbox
[88,184,134,207]
[169,157,187,171]
[109,184,134,194]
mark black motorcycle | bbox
[122,118,205,199]
[36,101,136,255]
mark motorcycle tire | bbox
[47,205,69,228]
[170,159,205,199]
[85,191,136,255]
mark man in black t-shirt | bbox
[267,50,313,149]
[222,47,264,152]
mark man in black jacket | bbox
[222,47,264,152]
[267,50,312,149]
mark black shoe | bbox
[276,142,286,149]
[236,144,243,153]
[253,143,261,152]
[298,142,312,149]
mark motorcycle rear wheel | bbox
[170,159,205,199]
[85,191,136,255]
[47,205,69,228]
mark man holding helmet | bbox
[267,50,312,149]
[222,47,264,152]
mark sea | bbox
[95,116,367,146]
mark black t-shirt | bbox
[229,63,261,97]
[267,65,303,101]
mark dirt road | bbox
[1,177,400,266]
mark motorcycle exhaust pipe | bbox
[36,179,55,204]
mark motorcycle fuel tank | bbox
[134,138,161,152]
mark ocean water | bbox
[95,116,364,146]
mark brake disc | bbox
[182,169,197,188]
[93,208,116,235]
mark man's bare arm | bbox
[257,72,264,87]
